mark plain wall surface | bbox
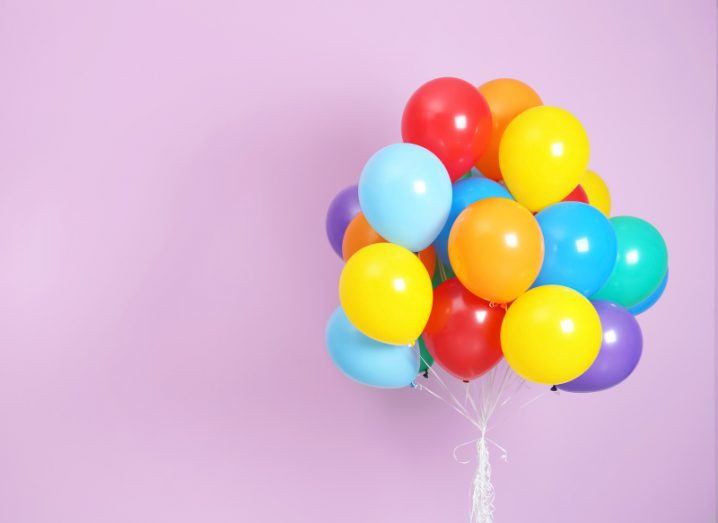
[0,0,715,521]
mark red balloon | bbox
[402,77,492,182]
[562,185,589,203]
[423,278,505,381]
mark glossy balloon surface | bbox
[326,307,419,388]
[325,185,360,257]
[628,271,668,315]
[402,77,492,181]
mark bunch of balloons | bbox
[326,77,668,393]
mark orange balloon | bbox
[417,245,436,278]
[448,198,544,303]
[342,213,384,261]
[475,79,542,181]
[343,212,435,277]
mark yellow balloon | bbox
[501,285,602,385]
[339,243,432,345]
[581,169,611,217]
[499,106,590,212]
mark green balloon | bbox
[592,216,668,308]
[417,335,434,374]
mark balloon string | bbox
[414,344,473,419]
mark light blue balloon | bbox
[629,270,668,315]
[326,307,419,389]
[534,202,618,296]
[359,143,452,252]
[434,178,513,266]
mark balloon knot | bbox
[550,385,558,392]
[423,371,429,379]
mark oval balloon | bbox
[402,77,492,181]
[326,307,419,388]
[326,185,360,257]
[339,243,433,345]
[501,285,602,385]
[534,202,617,296]
[434,177,513,266]
[449,198,544,303]
[475,78,543,181]
[342,212,435,276]
[581,170,611,217]
[423,278,505,381]
[359,143,452,252]
[559,301,642,393]
[628,270,668,315]
[499,106,590,212]
[592,216,668,308]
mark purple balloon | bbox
[558,301,642,393]
[325,185,361,257]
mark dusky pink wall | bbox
[0,0,714,521]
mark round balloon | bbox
[501,285,602,385]
[534,202,617,296]
[592,216,668,308]
[434,177,513,267]
[499,106,590,212]
[359,143,451,252]
[339,243,433,345]
[449,198,544,303]
[423,278,505,381]
[581,170,611,217]
[402,77,492,181]
[475,78,542,181]
[326,307,419,388]
[628,270,668,315]
[326,185,360,257]
[559,301,642,392]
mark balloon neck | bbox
[423,371,429,379]
[463,380,469,384]
[550,385,558,392]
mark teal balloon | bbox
[326,307,419,388]
[629,270,668,315]
[534,202,617,296]
[592,216,668,308]
[417,336,434,373]
[359,143,452,252]
[434,177,513,266]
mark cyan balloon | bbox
[435,177,513,266]
[592,216,668,308]
[326,307,419,388]
[629,270,668,315]
[359,143,452,252]
[534,202,617,296]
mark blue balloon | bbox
[434,177,513,266]
[326,307,419,388]
[359,143,452,252]
[629,270,668,315]
[534,202,618,296]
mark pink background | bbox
[0,0,715,521]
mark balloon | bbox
[559,301,642,392]
[562,185,589,203]
[501,285,602,385]
[534,202,617,296]
[475,78,542,181]
[359,143,452,252]
[592,216,668,308]
[326,185,360,257]
[402,77,492,181]
[417,335,434,374]
[449,198,544,303]
[326,307,419,388]
[499,106,590,212]
[342,212,435,276]
[342,212,383,261]
[581,170,611,217]
[417,245,436,278]
[629,270,668,315]
[339,243,433,345]
[434,177,513,266]
[423,278,505,381]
